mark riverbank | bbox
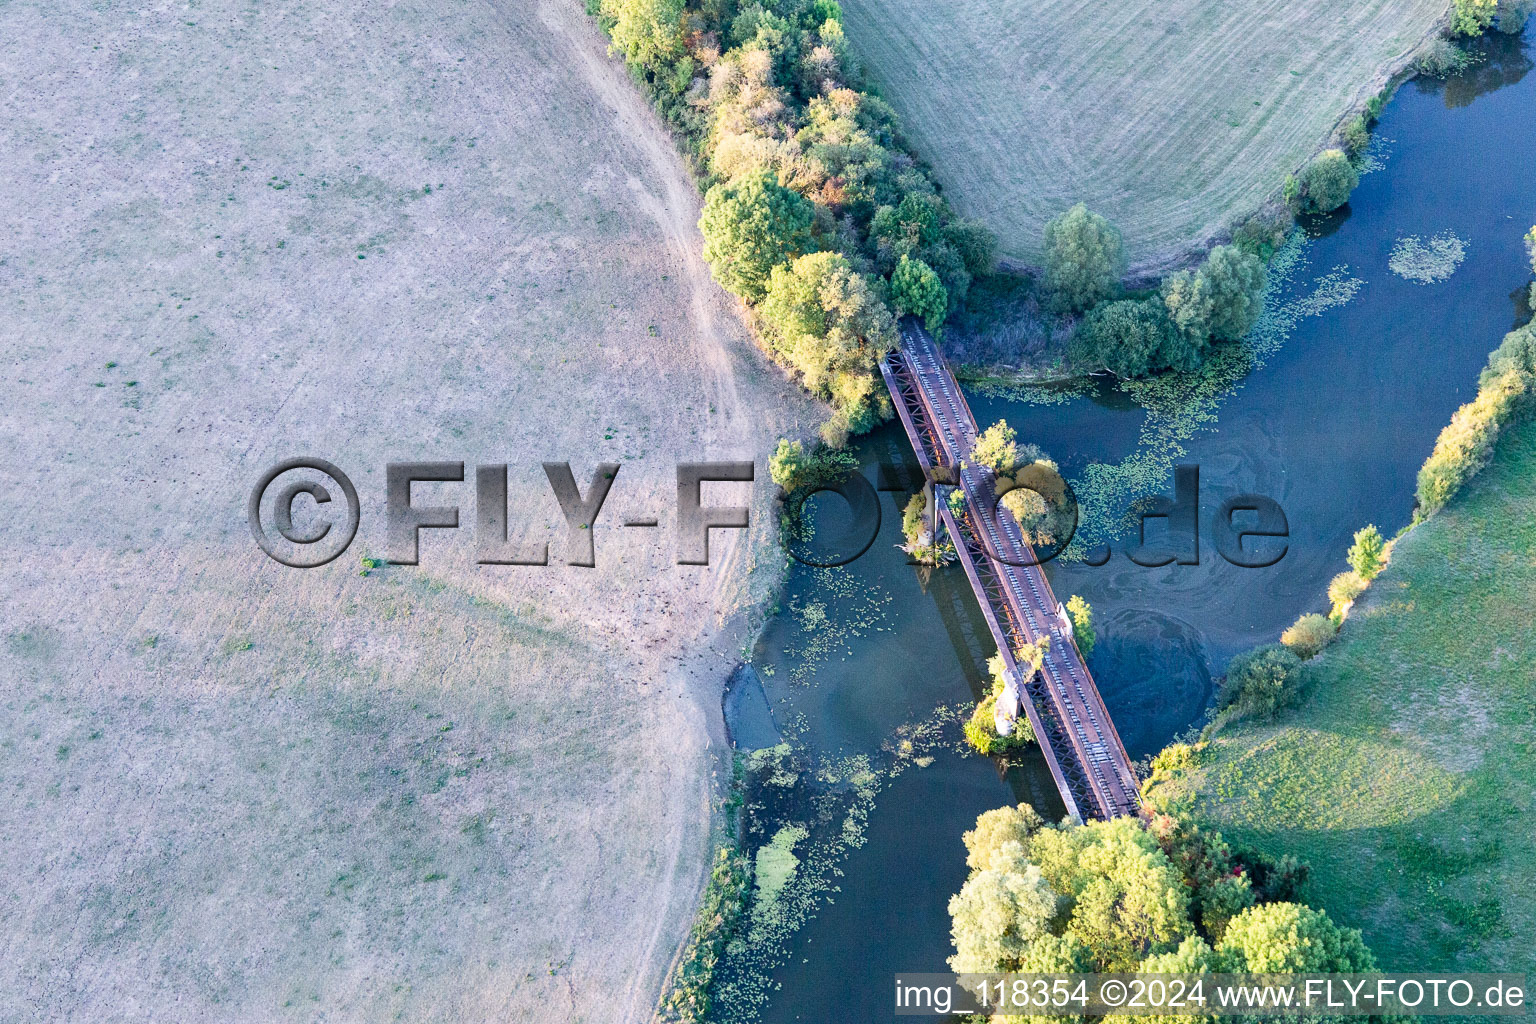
[1144,410,1536,972]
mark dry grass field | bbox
[840,0,1448,268]
[0,1,811,1021]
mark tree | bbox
[1067,595,1095,657]
[1280,613,1336,660]
[1000,487,1057,545]
[1525,225,1536,273]
[760,251,895,441]
[1347,524,1385,580]
[1196,245,1267,341]
[1302,150,1358,213]
[1071,299,1190,377]
[1042,203,1125,313]
[1219,644,1302,718]
[1451,0,1498,35]
[963,804,1045,872]
[1216,902,1375,972]
[890,255,948,333]
[600,0,686,75]
[699,171,815,302]
[1498,0,1536,33]
[972,420,1018,474]
[947,843,1060,973]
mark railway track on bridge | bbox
[879,321,1140,821]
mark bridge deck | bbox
[880,321,1139,821]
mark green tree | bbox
[699,171,815,302]
[972,419,1018,474]
[1219,644,1302,719]
[1498,0,1536,33]
[1000,487,1058,546]
[1302,150,1359,213]
[760,251,895,441]
[890,255,948,333]
[1196,245,1267,341]
[1216,902,1375,972]
[963,804,1045,872]
[1451,0,1498,35]
[1071,299,1190,377]
[1280,613,1337,660]
[600,0,686,74]
[947,843,1061,973]
[1347,524,1385,580]
[1525,225,1536,272]
[1042,203,1125,313]
[1067,595,1095,657]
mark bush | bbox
[1417,324,1536,516]
[1416,37,1477,76]
[1327,570,1368,614]
[699,171,815,302]
[1525,225,1536,273]
[1301,149,1358,213]
[769,438,858,493]
[1499,0,1536,32]
[1218,644,1303,719]
[1280,613,1337,660]
[972,420,1018,474]
[890,255,948,333]
[1232,207,1292,262]
[1042,203,1125,313]
[1071,298,1191,377]
[1451,0,1498,35]
[1339,114,1370,157]
[1066,595,1095,657]
[964,654,1035,755]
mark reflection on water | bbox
[743,25,1536,1024]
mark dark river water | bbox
[729,28,1534,1024]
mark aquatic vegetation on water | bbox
[1388,231,1468,284]
[709,706,964,1022]
[1063,234,1365,558]
[779,567,896,685]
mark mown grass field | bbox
[0,0,809,1019]
[1149,414,1536,973]
[839,0,1447,268]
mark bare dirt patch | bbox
[0,1,812,1020]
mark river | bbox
[718,26,1534,1024]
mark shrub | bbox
[661,844,750,1022]
[1339,114,1370,157]
[1525,225,1536,273]
[1499,0,1536,33]
[1218,644,1303,719]
[1301,149,1358,213]
[699,171,815,302]
[1417,325,1536,515]
[1416,38,1477,76]
[1327,570,1368,614]
[1066,595,1095,657]
[1451,0,1498,35]
[1280,613,1337,660]
[769,438,860,493]
[1042,203,1125,313]
[901,492,927,546]
[1232,207,1292,262]
[972,420,1019,474]
[1071,298,1190,377]
[890,255,948,333]
[964,654,1035,755]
